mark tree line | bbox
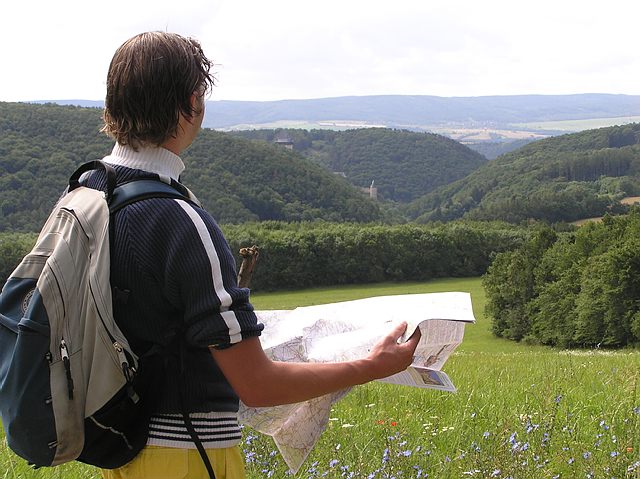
[483,209,640,348]
[1,221,528,290]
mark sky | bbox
[2,0,640,103]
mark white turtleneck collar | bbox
[103,143,185,181]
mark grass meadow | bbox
[2,277,639,478]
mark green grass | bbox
[2,277,639,478]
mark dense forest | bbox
[483,210,640,348]
[0,102,381,231]
[233,128,487,202]
[404,123,640,224]
[0,221,528,290]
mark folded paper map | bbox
[238,291,476,473]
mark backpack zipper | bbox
[60,339,74,400]
[114,342,140,403]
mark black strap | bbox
[177,344,216,479]
[68,160,117,201]
[109,179,194,214]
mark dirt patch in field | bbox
[620,196,640,205]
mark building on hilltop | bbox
[359,180,378,200]
[273,132,294,150]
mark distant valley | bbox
[35,94,640,159]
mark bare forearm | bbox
[210,322,420,408]
[234,355,375,407]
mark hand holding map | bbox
[239,291,476,472]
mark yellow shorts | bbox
[101,445,245,479]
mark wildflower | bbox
[376,420,385,425]
[391,421,398,427]
[341,423,355,428]
[633,406,640,415]
[483,431,490,439]
[626,447,633,453]
[490,469,501,477]
[402,450,412,457]
[329,459,339,468]
[610,451,619,457]
[382,448,390,464]
[522,442,530,451]
[568,457,575,464]
[555,395,562,403]
[599,420,609,431]
[470,412,476,418]
[583,452,591,459]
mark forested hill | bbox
[232,128,487,202]
[404,123,640,224]
[0,102,380,232]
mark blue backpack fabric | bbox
[0,160,195,469]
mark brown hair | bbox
[102,31,215,148]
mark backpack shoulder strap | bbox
[109,179,198,214]
[68,160,118,200]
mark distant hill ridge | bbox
[33,93,640,130]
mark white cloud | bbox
[2,0,640,102]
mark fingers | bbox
[385,321,407,341]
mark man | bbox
[96,31,420,479]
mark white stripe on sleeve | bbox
[176,200,243,344]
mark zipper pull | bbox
[60,339,74,400]
[114,342,139,403]
[114,342,129,373]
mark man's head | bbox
[102,31,215,150]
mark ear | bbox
[190,91,204,116]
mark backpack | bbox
[0,160,200,469]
